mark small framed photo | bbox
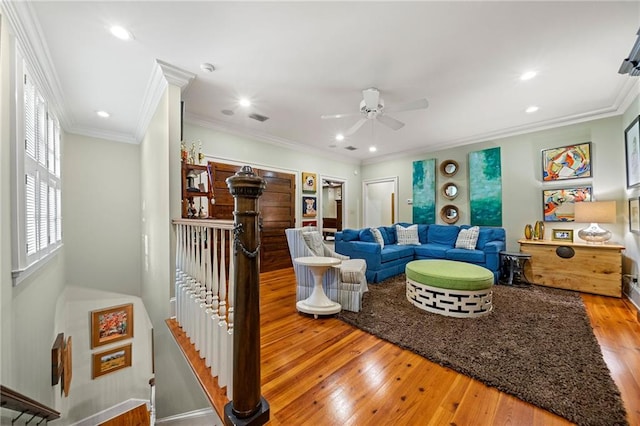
[302,196,317,218]
[302,172,317,192]
[91,304,133,349]
[542,186,592,222]
[625,116,640,188]
[552,229,574,242]
[629,198,640,234]
[542,142,591,182]
[92,343,132,379]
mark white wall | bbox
[63,134,142,294]
[183,122,363,229]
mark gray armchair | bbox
[285,227,368,312]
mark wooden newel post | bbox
[224,166,270,426]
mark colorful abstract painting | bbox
[543,186,592,222]
[469,147,502,226]
[542,142,591,182]
[412,159,436,224]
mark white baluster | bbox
[210,228,220,377]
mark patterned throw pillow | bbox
[302,231,325,256]
[370,228,385,248]
[455,226,480,250]
[396,224,420,245]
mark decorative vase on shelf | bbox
[524,224,533,240]
[534,220,545,240]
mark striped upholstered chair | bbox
[285,227,368,312]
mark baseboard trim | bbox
[156,407,220,424]
[70,398,149,426]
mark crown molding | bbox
[0,0,73,130]
[65,125,138,145]
[156,59,196,93]
[184,112,361,166]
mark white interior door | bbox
[363,177,398,228]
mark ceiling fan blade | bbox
[376,114,405,130]
[321,112,361,120]
[362,88,380,110]
[344,118,368,136]
[384,98,429,113]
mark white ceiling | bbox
[4,1,640,163]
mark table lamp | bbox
[574,201,616,244]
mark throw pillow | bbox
[396,224,420,245]
[302,231,325,256]
[455,226,480,250]
[370,228,385,249]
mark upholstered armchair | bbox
[285,227,368,312]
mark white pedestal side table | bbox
[294,256,342,318]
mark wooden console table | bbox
[518,239,624,297]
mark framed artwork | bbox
[51,333,64,386]
[543,186,592,222]
[542,142,591,182]
[302,220,317,226]
[629,198,640,234]
[552,229,574,242]
[91,303,133,349]
[302,172,317,192]
[92,343,132,379]
[412,159,436,224]
[625,115,640,188]
[302,196,317,218]
[469,147,502,226]
[62,336,72,397]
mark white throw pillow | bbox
[455,226,480,250]
[396,224,420,245]
[370,228,385,248]
[302,231,325,256]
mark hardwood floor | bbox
[168,268,640,425]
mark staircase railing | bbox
[0,384,60,424]
[173,218,235,400]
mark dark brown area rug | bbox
[337,274,628,426]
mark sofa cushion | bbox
[359,228,376,243]
[380,226,397,245]
[380,245,414,262]
[396,224,420,245]
[370,228,385,248]
[302,231,325,256]
[446,248,486,263]
[414,243,449,259]
[455,226,479,250]
[417,224,429,243]
[342,228,360,242]
[427,224,459,246]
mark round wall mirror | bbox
[441,183,459,200]
[440,160,459,177]
[440,205,460,224]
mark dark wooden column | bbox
[224,166,270,426]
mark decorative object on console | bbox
[629,197,640,234]
[534,220,545,240]
[552,229,573,242]
[469,147,502,226]
[412,159,436,224]
[574,200,616,244]
[542,186,592,222]
[524,224,533,240]
[625,115,640,188]
[542,142,591,181]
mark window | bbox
[11,48,62,285]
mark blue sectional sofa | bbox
[335,223,506,283]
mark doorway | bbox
[321,178,345,240]
[363,177,398,228]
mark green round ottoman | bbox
[406,259,494,318]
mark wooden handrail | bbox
[0,385,60,422]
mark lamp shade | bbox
[574,201,616,223]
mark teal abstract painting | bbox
[469,147,502,226]
[412,159,436,224]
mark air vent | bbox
[344,145,358,151]
[248,113,269,122]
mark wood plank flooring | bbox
[168,268,640,425]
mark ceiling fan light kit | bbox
[322,87,428,137]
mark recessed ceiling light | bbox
[335,134,345,141]
[109,25,133,41]
[525,105,539,113]
[369,146,377,153]
[96,110,110,118]
[239,98,251,107]
[520,71,537,81]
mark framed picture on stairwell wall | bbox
[90,303,134,348]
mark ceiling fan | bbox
[321,87,429,136]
